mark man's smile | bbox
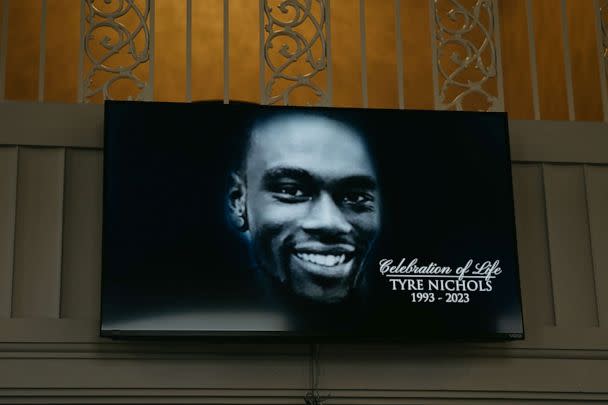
[295,252,348,267]
[290,244,357,279]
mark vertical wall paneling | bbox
[584,165,608,327]
[223,0,228,104]
[258,0,264,104]
[595,0,608,122]
[512,164,555,328]
[147,0,155,101]
[543,164,599,328]
[566,0,604,122]
[11,147,65,319]
[77,0,85,103]
[560,0,575,120]
[229,0,258,103]
[532,0,570,120]
[191,0,223,101]
[364,0,398,109]
[37,0,47,102]
[60,149,102,320]
[493,0,505,112]
[400,0,434,110]
[153,0,186,102]
[44,0,80,103]
[330,0,362,107]
[359,0,368,108]
[394,0,404,109]
[186,0,192,102]
[429,0,439,110]
[0,0,8,100]
[498,0,535,120]
[525,0,541,119]
[0,147,18,318]
[5,0,42,101]
[325,0,333,106]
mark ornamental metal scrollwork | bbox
[83,0,151,103]
[262,0,329,106]
[432,0,502,111]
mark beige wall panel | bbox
[0,101,104,149]
[508,120,608,165]
[229,0,259,103]
[511,164,554,328]
[0,390,605,405]
[43,1,79,103]
[330,0,362,108]
[2,102,607,164]
[0,147,17,318]
[585,165,608,327]
[498,0,534,120]
[532,0,569,120]
[543,164,598,328]
[11,147,65,319]
[154,0,186,102]
[400,0,434,110]
[60,149,102,320]
[365,0,398,109]
[192,0,224,101]
[0,318,97,342]
[2,317,606,347]
[0,355,607,396]
[0,104,608,402]
[0,357,308,390]
[565,0,604,122]
[320,350,608,393]
[4,0,41,101]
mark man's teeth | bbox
[296,252,347,267]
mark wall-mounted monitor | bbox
[101,101,524,340]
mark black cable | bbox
[304,343,328,405]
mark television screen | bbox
[101,101,524,339]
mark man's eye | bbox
[342,192,373,204]
[271,184,310,202]
[279,185,304,197]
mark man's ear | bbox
[227,172,248,231]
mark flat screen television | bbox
[101,101,524,340]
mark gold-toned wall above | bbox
[0,0,606,121]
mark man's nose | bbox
[301,192,353,235]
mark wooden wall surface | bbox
[0,0,606,120]
[0,101,607,404]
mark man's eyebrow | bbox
[262,167,377,190]
[334,175,377,190]
[261,167,314,183]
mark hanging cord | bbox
[304,343,328,405]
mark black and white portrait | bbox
[226,112,381,304]
[101,101,524,339]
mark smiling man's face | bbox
[230,114,381,303]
